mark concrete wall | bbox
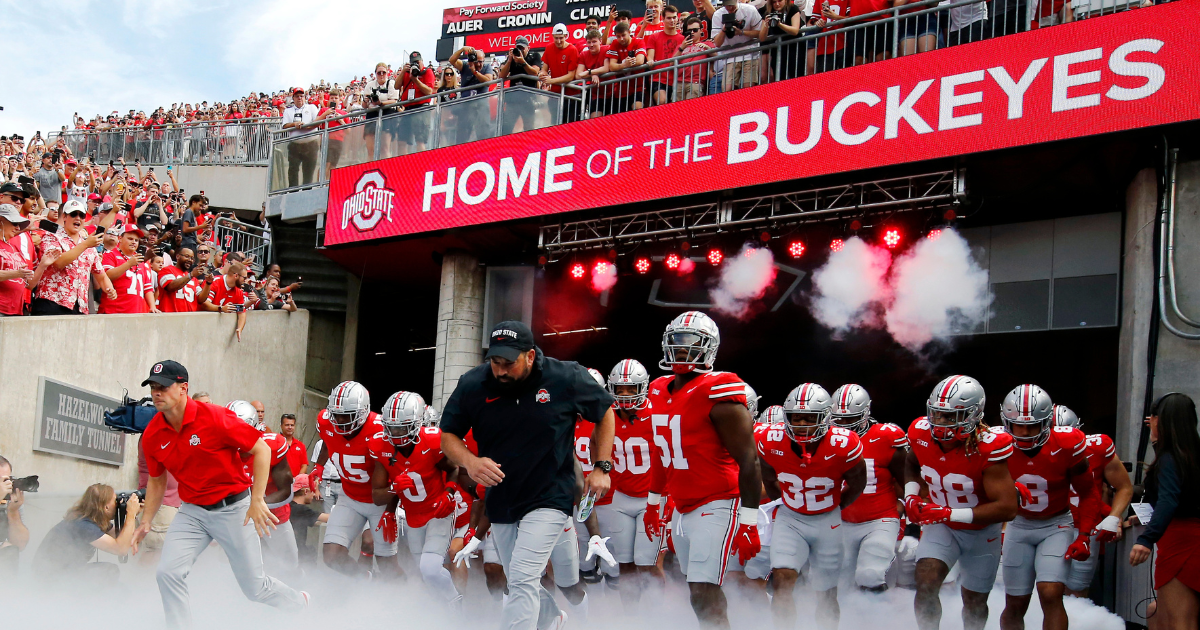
[172,164,268,213]
[0,310,309,494]
[432,252,485,409]
[1116,168,1157,459]
[1152,158,1200,408]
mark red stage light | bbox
[569,263,586,279]
[830,238,845,252]
[759,231,772,243]
[634,257,651,274]
[788,240,805,258]
[593,261,610,275]
[607,248,618,260]
[927,229,942,240]
[664,253,681,270]
[707,249,723,265]
[537,255,548,266]
[744,247,758,258]
[944,208,957,221]
[680,241,691,252]
[883,229,902,248]
[850,219,862,231]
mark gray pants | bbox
[261,519,299,577]
[157,497,305,629]
[492,508,574,630]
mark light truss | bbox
[538,168,966,255]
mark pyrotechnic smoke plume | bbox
[809,236,892,333]
[884,228,991,351]
[710,245,778,318]
[591,262,618,292]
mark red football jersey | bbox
[575,418,614,506]
[612,409,656,499]
[100,250,150,314]
[815,0,850,55]
[317,409,384,503]
[1071,433,1117,511]
[647,371,750,514]
[908,417,1015,530]
[757,425,863,515]
[841,422,908,523]
[207,274,245,308]
[1005,426,1088,519]
[156,266,203,313]
[368,427,449,528]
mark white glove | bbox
[896,536,920,561]
[454,535,483,568]
[585,535,618,568]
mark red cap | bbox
[292,87,305,95]
[119,223,145,237]
[88,193,102,201]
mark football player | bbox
[760,405,786,425]
[905,375,1019,630]
[644,311,761,629]
[310,381,404,579]
[575,368,616,590]
[830,384,909,593]
[1055,405,1133,598]
[758,383,867,630]
[996,386,1101,630]
[597,359,663,605]
[370,391,462,606]
[228,400,299,575]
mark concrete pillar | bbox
[1115,168,1157,460]
[341,272,361,383]
[432,252,486,409]
[1149,159,1200,413]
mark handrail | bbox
[212,216,272,275]
[53,118,283,167]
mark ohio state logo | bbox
[342,171,395,232]
[536,389,550,403]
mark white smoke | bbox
[809,236,892,332]
[591,261,618,292]
[677,256,695,274]
[807,229,992,352]
[884,228,991,351]
[710,245,778,318]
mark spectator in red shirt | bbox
[134,360,308,627]
[604,22,648,114]
[396,52,437,154]
[636,0,667,39]
[809,0,852,74]
[0,205,56,316]
[279,414,308,476]
[577,29,611,118]
[157,248,213,313]
[674,16,714,100]
[540,24,581,121]
[101,222,156,314]
[208,260,249,340]
[645,5,686,105]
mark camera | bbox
[464,50,480,63]
[767,11,782,25]
[721,15,745,37]
[9,475,40,493]
[114,489,146,532]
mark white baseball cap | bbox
[552,23,568,35]
[0,203,29,226]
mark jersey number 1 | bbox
[651,414,690,470]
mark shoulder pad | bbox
[908,416,931,434]
[705,372,748,403]
[979,429,1014,462]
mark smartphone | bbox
[39,219,58,232]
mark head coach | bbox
[132,360,307,629]
[441,321,616,630]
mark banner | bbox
[328,1,1200,247]
[33,377,126,466]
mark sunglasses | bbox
[376,71,387,75]
[686,28,701,34]
[198,249,210,254]
[65,210,87,218]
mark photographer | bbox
[253,276,297,312]
[178,194,212,252]
[280,88,320,188]
[0,456,31,577]
[758,0,804,80]
[32,152,65,205]
[498,37,543,134]
[710,0,763,92]
[31,483,141,582]
[397,52,437,154]
[673,16,714,100]
[448,46,496,144]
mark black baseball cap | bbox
[142,360,189,387]
[485,320,535,361]
[0,182,27,200]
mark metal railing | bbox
[52,117,281,167]
[268,76,563,193]
[212,216,272,275]
[266,0,1146,196]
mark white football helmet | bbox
[660,311,720,374]
[381,391,426,447]
[926,375,986,442]
[227,400,264,431]
[1054,404,1081,429]
[1001,384,1055,451]
[423,405,441,428]
[782,383,833,443]
[587,368,606,387]
[608,359,650,411]
[744,384,761,419]
[830,384,872,435]
[760,404,785,425]
[327,380,371,435]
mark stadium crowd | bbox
[0,146,297,325]
[0,314,1195,630]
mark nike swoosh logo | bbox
[701,512,713,517]
[987,537,998,542]
[564,526,571,532]
[486,397,501,403]
[421,449,433,455]
[831,524,840,529]
[1051,449,1062,456]
[825,454,836,460]
[869,438,881,443]
[160,443,170,449]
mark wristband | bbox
[950,508,974,524]
[738,506,759,526]
[904,482,922,498]
[647,492,662,508]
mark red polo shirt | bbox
[285,437,308,476]
[143,399,262,505]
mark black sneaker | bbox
[579,567,602,584]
